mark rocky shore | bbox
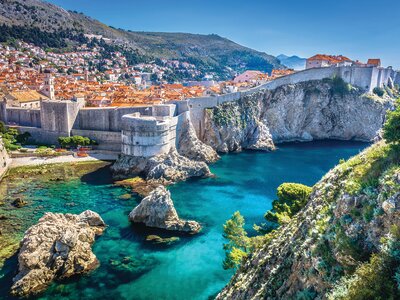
[129,186,201,233]
[11,210,106,297]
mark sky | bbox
[47,0,400,68]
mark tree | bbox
[16,132,31,144]
[265,183,312,226]
[373,87,385,97]
[0,121,6,134]
[383,106,400,144]
[222,211,250,269]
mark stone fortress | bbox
[0,66,398,157]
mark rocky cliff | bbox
[0,137,11,180]
[11,210,106,297]
[203,79,392,152]
[217,141,400,299]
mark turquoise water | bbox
[0,141,367,300]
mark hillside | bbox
[217,100,400,299]
[277,54,306,70]
[0,0,283,79]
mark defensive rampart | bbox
[0,66,397,153]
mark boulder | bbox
[112,149,212,183]
[11,210,106,297]
[129,186,201,233]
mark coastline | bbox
[9,150,118,168]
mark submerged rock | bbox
[12,197,27,208]
[112,149,212,183]
[129,186,201,233]
[11,210,106,297]
[145,235,180,245]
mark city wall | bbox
[0,66,397,153]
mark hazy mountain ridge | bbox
[0,0,284,78]
[277,54,306,70]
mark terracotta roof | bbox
[367,59,381,66]
[7,90,48,102]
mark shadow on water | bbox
[0,253,19,300]
[80,165,114,186]
[119,222,203,249]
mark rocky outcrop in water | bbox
[217,142,400,299]
[203,80,392,152]
[129,186,201,233]
[112,149,212,183]
[11,210,106,297]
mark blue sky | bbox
[47,0,400,68]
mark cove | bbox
[0,140,368,300]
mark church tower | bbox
[43,71,55,100]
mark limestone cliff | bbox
[203,79,392,152]
[0,138,11,180]
[11,210,106,297]
[177,118,219,163]
[217,141,400,299]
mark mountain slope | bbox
[277,54,306,70]
[0,0,283,77]
[217,141,400,299]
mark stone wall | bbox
[0,137,11,180]
[5,108,41,127]
[71,129,121,151]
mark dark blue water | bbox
[0,141,367,300]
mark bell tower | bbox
[43,71,55,100]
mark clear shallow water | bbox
[0,141,368,300]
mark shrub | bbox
[0,121,6,134]
[383,107,400,144]
[264,183,312,226]
[331,76,351,96]
[58,135,95,148]
[373,87,385,97]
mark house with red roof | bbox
[306,54,353,69]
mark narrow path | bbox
[10,151,119,168]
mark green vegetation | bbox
[383,104,400,144]
[222,211,250,270]
[58,135,96,148]
[373,87,385,97]
[264,183,312,226]
[329,76,352,96]
[0,122,31,151]
[328,232,400,300]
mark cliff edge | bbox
[217,140,400,299]
[203,79,393,152]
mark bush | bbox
[265,183,312,226]
[383,107,400,143]
[373,87,385,97]
[331,76,351,96]
[58,135,95,148]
